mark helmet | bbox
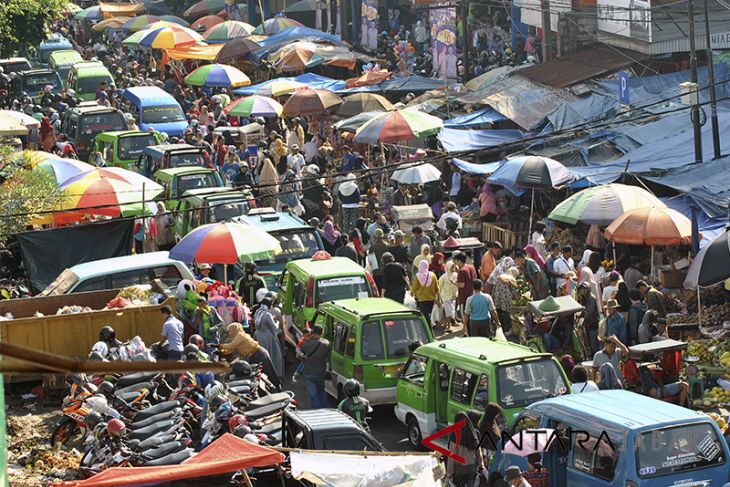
[215,402,233,423]
[231,361,253,378]
[178,372,195,390]
[343,379,360,397]
[85,411,103,430]
[183,343,199,357]
[308,217,320,227]
[97,381,115,398]
[205,381,226,403]
[106,418,126,437]
[209,394,227,413]
[44,85,53,93]
[99,326,116,343]
[189,334,204,349]
[66,88,75,97]
[228,414,248,431]
[232,424,252,438]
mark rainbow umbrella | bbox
[160,15,189,26]
[185,0,227,19]
[170,221,281,281]
[257,79,306,97]
[252,16,303,35]
[54,167,163,224]
[135,25,203,49]
[354,109,443,143]
[74,6,101,21]
[185,63,250,87]
[122,15,160,31]
[223,95,283,117]
[33,155,94,184]
[191,14,225,31]
[203,21,254,43]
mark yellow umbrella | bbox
[92,16,132,31]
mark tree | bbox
[0,0,66,57]
[0,151,68,240]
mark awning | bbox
[517,45,646,88]
[54,434,284,487]
[438,128,523,153]
[234,73,347,95]
[452,157,503,175]
[99,2,145,19]
[443,107,507,128]
[166,44,223,61]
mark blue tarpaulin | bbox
[661,196,726,248]
[451,158,503,175]
[248,27,344,64]
[341,75,459,94]
[438,128,523,153]
[443,108,507,128]
[233,73,347,95]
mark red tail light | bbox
[305,276,315,307]
[365,272,379,297]
[354,365,363,381]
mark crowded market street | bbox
[2,0,730,486]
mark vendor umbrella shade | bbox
[685,229,730,289]
[502,155,574,189]
[160,15,189,26]
[604,206,694,246]
[203,20,254,42]
[0,110,40,127]
[184,0,227,18]
[548,183,666,226]
[74,6,101,20]
[253,16,304,35]
[223,95,283,117]
[354,109,443,144]
[215,38,260,62]
[274,47,324,73]
[127,25,203,49]
[185,63,251,88]
[92,16,133,31]
[257,79,306,97]
[334,111,384,132]
[32,155,94,184]
[285,0,318,12]
[282,88,342,117]
[122,15,160,31]
[191,14,225,31]
[336,93,394,118]
[391,162,441,184]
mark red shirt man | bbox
[454,252,476,305]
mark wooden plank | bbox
[0,289,120,319]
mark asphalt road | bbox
[281,324,465,451]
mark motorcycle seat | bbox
[247,391,294,409]
[116,381,152,395]
[143,448,193,466]
[130,410,181,430]
[143,441,187,460]
[227,378,253,388]
[116,390,143,403]
[132,400,179,420]
[128,421,178,440]
[252,421,281,436]
[116,372,158,388]
[244,400,290,420]
[229,385,252,395]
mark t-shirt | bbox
[593,349,624,385]
[457,265,477,304]
[572,381,599,393]
[300,337,330,377]
[162,316,184,352]
[465,292,495,321]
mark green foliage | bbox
[0,150,68,239]
[0,0,66,57]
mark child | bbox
[292,329,314,383]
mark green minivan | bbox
[280,254,378,334]
[67,62,114,102]
[89,130,161,169]
[394,337,571,449]
[175,187,255,238]
[153,167,224,209]
[48,50,83,87]
[316,298,433,405]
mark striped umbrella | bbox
[185,63,250,87]
[54,167,163,224]
[184,0,227,18]
[223,95,283,117]
[74,6,101,21]
[354,109,443,144]
[122,15,160,31]
[191,14,225,31]
[133,25,203,49]
[252,16,303,35]
[160,15,189,26]
[282,88,342,117]
[274,47,324,73]
[548,184,665,225]
[203,21,254,42]
[257,79,306,97]
[32,155,94,184]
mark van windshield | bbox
[79,113,126,144]
[118,134,157,160]
[176,173,219,196]
[40,269,79,296]
[208,199,250,222]
[1,61,31,73]
[315,275,371,304]
[381,317,430,358]
[496,358,568,409]
[168,152,206,168]
[636,423,725,478]
[23,72,61,91]
[142,106,186,124]
[269,230,321,263]
[76,75,112,95]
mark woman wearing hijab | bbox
[561,354,575,380]
[277,170,302,215]
[199,105,212,126]
[410,260,440,329]
[412,243,432,277]
[322,219,341,254]
[597,362,623,390]
[154,201,175,251]
[254,293,284,382]
[446,410,481,486]
[272,137,287,162]
[579,251,602,304]
[429,252,446,278]
[40,116,56,152]
[524,244,547,271]
[478,403,507,460]
[257,152,279,208]
[220,322,281,390]
[577,249,592,271]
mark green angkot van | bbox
[279,254,377,333]
[315,298,434,405]
[394,337,572,449]
[175,187,255,238]
[153,167,224,209]
[89,130,161,169]
[48,50,83,86]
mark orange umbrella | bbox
[282,88,342,117]
[274,47,324,73]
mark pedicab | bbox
[621,339,691,406]
[523,295,589,361]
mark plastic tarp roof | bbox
[248,27,344,64]
[661,195,726,248]
[438,128,523,153]
[233,73,347,95]
[166,44,223,61]
[443,107,507,128]
[55,434,284,487]
[341,75,459,94]
[452,157,503,175]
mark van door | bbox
[397,353,431,441]
[330,319,349,391]
[566,428,620,487]
[292,278,307,329]
[446,368,478,424]
[432,362,450,425]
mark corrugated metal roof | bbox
[517,45,646,88]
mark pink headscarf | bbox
[524,244,546,271]
[416,260,433,287]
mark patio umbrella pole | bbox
[528,188,535,236]
[651,245,655,282]
[698,286,702,327]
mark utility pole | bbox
[541,0,552,62]
[704,0,721,159]
[462,2,469,79]
[688,0,703,164]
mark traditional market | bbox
[2,0,730,486]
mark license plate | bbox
[383,365,401,377]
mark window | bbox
[293,281,305,308]
[176,173,220,198]
[401,354,428,385]
[382,317,430,358]
[110,270,148,288]
[572,433,619,481]
[208,200,250,222]
[73,276,107,293]
[497,359,569,409]
[168,152,206,168]
[333,322,348,355]
[323,437,373,451]
[315,276,371,305]
[118,135,157,160]
[345,327,356,358]
[142,106,185,124]
[76,75,112,95]
[360,321,384,360]
[268,230,322,263]
[150,265,183,287]
[473,374,490,410]
[450,368,477,405]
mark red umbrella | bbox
[191,14,224,31]
[282,88,343,117]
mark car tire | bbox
[406,415,423,450]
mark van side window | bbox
[74,276,108,293]
[293,281,305,308]
[333,322,348,355]
[345,326,356,358]
[401,354,427,384]
[360,321,384,360]
[473,374,490,410]
[572,433,619,481]
[150,265,183,287]
[450,369,477,405]
[111,270,147,288]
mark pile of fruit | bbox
[667,303,730,327]
[545,227,584,256]
[512,275,531,307]
[686,338,714,363]
[686,284,730,315]
[701,387,730,408]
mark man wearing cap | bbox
[552,245,575,292]
[287,144,305,177]
[436,201,463,234]
[637,280,667,318]
[338,174,360,234]
[197,263,213,281]
[505,466,532,487]
[480,241,502,287]
[237,262,266,307]
[601,299,627,345]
